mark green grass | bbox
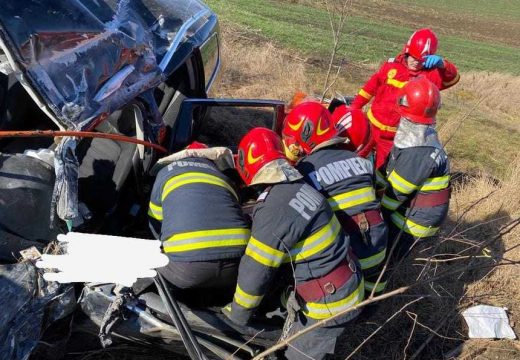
[206,0,520,74]
[395,0,520,22]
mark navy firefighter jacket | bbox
[296,147,379,216]
[229,181,364,324]
[382,146,450,238]
[148,157,250,262]
[296,147,388,293]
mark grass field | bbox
[206,0,520,74]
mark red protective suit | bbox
[351,54,459,169]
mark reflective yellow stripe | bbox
[388,170,418,195]
[148,201,163,221]
[442,73,460,88]
[391,212,439,238]
[358,89,373,100]
[234,284,263,309]
[245,236,285,268]
[367,108,398,132]
[303,279,364,320]
[365,280,386,293]
[375,169,388,188]
[328,187,376,211]
[381,194,402,211]
[420,175,450,191]
[284,217,341,263]
[386,78,407,88]
[161,172,238,201]
[359,249,386,270]
[163,228,249,253]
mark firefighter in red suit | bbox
[350,28,459,173]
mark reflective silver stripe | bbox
[303,280,365,319]
[163,228,249,253]
[375,169,388,187]
[162,172,239,201]
[390,213,438,238]
[246,237,285,267]
[148,202,163,220]
[365,280,386,293]
[285,217,341,262]
[388,170,418,194]
[234,285,263,309]
[165,232,248,247]
[420,175,450,191]
[359,248,386,270]
[328,187,376,211]
[381,194,401,211]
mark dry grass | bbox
[213,23,308,101]
[443,71,520,130]
[212,25,520,359]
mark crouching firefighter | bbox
[380,77,451,260]
[283,101,389,297]
[148,142,250,299]
[222,128,364,360]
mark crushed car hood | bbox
[0,0,213,130]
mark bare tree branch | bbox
[321,0,353,101]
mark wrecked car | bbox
[0,0,289,359]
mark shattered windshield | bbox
[0,0,210,129]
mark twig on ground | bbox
[226,329,265,360]
[414,255,491,263]
[403,311,419,360]
[409,316,454,360]
[345,298,424,360]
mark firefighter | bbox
[223,128,364,360]
[380,77,450,259]
[148,142,250,297]
[283,101,388,296]
[351,28,459,173]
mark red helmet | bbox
[186,141,209,150]
[397,77,440,125]
[282,101,338,158]
[236,127,286,185]
[331,105,370,153]
[403,28,438,61]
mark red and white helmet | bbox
[330,105,371,154]
[236,127,287,185]
[397,77,441,125]
[282,101,338,161]
[403,28,438,61]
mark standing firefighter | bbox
[148,142,250,297]
[381,77,451,259]
[351,28,459,171]
[283,101,388,296]
[223,128,364,360]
